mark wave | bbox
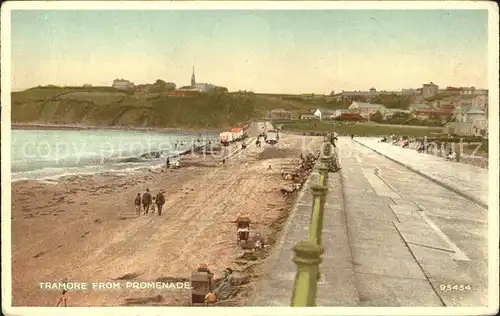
[10,129,216,182]
[11,163,156,183]
[10,147,196,174]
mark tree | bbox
[369,111,384,122]
[372,94,412,109]
[386,111,411,124]
[213,86,228,94]
[150,80,176,92]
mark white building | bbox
[472,94,488,111]
[348,102,386,118]
[176,66,217,93]
[314,108,336,120]
[460,87,476,95]
[112,79,134,91]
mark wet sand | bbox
[10,133,322,306]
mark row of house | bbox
[269,94,488,137]
[331,82,487,105]
[330,83,441,103]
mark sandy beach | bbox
[10,131,322,306]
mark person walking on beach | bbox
[56,290,68,307]
[134,193,142,215]
[142,189,152,214]
[166,157,170,169]
[156,191,166,216]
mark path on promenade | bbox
[354,137,488,208]
[252,136,488,307]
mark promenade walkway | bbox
[354,137,489,208]
[251,137,488,307]
[251,169,359,306]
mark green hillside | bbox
[11,87,347,129]
[11,86,279,129]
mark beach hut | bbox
[230,127,243,141]
[219,132,233,143]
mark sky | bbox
[10,9,489,94]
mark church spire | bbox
[191,66,196,86]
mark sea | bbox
[11,129,218,182]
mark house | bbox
[444,122,487,137]
[314,108,336,120]
[332,113,365,121]
[348,102,386,118]
[456,98,474,109]
[444,86,462,96]
[383,109,411,119]
[436,103,456,113]
[178,83,216,93]
[422,82,439,98]
[300,114,317,120]
[409,103,430,112]
[472,95,488,110]
[453,108,487,129]
[269,108,293,120]
[332,109,351,118]
[412,110,451,120]
[112,78,134,91]
[177,66,218,93]
[460,87,476,95]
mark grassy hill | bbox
[11,87,346,129]
[11,87,263,129]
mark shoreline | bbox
[11,122,223,134]
[11,141,237,184]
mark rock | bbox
[232,259,248,266]
[236,252,259,261]
[229,272,250,286]
[214,278,234,300]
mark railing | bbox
[290,137,336,306]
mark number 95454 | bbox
[439,284,472,291]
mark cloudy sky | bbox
[10,9,489,93]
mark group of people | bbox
[134,189,166,216]
[381,135,410,148]
[382,135,460,162]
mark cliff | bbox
[11,87,263,129]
